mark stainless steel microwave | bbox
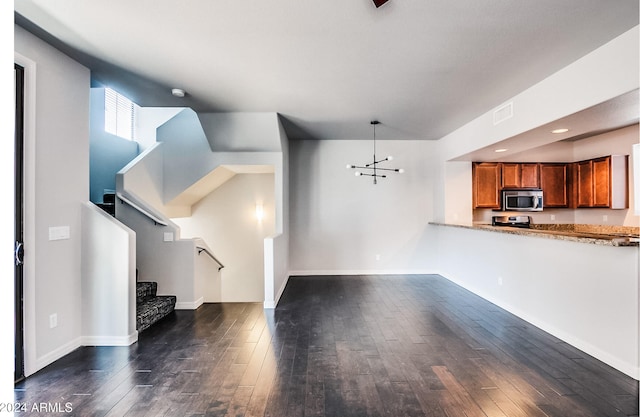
[502,189,543,211]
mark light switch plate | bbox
[163,232,174,242]
[49,226,70,241]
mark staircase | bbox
[96,191,179,333]
[97,191,116,216]
[136,281,177,332]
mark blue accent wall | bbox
[90,88,139,203]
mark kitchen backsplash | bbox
[473,207,636,227]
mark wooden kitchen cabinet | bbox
[501,163,520,188]
[472,162,501,209]
[576,155,628,209]
[502,163,540,189]
[540,163,570,207]
[577,160,594,207]
[520,164,540,188]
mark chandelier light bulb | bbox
[387,155,393,161]
[346,164,353,169]
[398,169,405,174]
[355,172,361,176]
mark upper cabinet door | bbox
[592,157,611,207]
[577,160,594,207]
[501,163,539,188]
[576,155,628,209]
[473,162,501,209]
[501,163,521,188]
[520,164,540,188]
[540,163,569,207]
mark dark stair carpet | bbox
[136,281,176,333]
[97,191,116,216]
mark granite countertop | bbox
[430,222,640,247]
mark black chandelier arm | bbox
[350,166,402,173]
[356,172,387,178]
[365,158,391,167]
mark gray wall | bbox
[15,25,91,375]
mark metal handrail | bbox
[116,192,168,226]
[196,245,224,271]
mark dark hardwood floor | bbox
[15,274,639,416]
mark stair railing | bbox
[116,192,168,226]
[196,245,225,271]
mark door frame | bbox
[14,52,37,378]
[15,63,25,383]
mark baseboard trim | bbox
[288,269,438,277]
[35,337,81,372]
[81,331,138,347]
[175,297,204,310]
[264,275,290,309]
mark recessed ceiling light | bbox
[495,148,508,153]
[551,128,569,134]
[171,88,185,98]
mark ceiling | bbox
[454,88,640,162]
[14,0,639,141]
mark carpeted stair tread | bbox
[136,281,176,333]
[136,281,158,304]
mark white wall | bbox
[435,224,639,379]
[194,238,223,303]
[81,203,137,345]
[198,112,283,152]
[265,117,291,308]
[136,107,183,151]
[289,139,438,274]
[173,174,276,302]
[15,25,91,375]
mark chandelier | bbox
[346,121,404,184]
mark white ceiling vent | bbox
[493,102,514,125]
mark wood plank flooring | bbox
[15,274,639,416]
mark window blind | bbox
[105,88,136,140]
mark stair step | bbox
[97,202,115,216]
[103,192,116,204]
[137,295,177,333]
[136,281,158,303]
[135,281,176,333]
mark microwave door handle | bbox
[532,195,539,209]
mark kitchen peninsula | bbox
[430,221,640,246]
[431,219,639,380]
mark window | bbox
[104,88,138,140]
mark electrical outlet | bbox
[498,277,503,286]
[49,313,58,329]
[550,214,555,221]
[163,232,174,242]
[603,215,608,222]
[375,254,381,261]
